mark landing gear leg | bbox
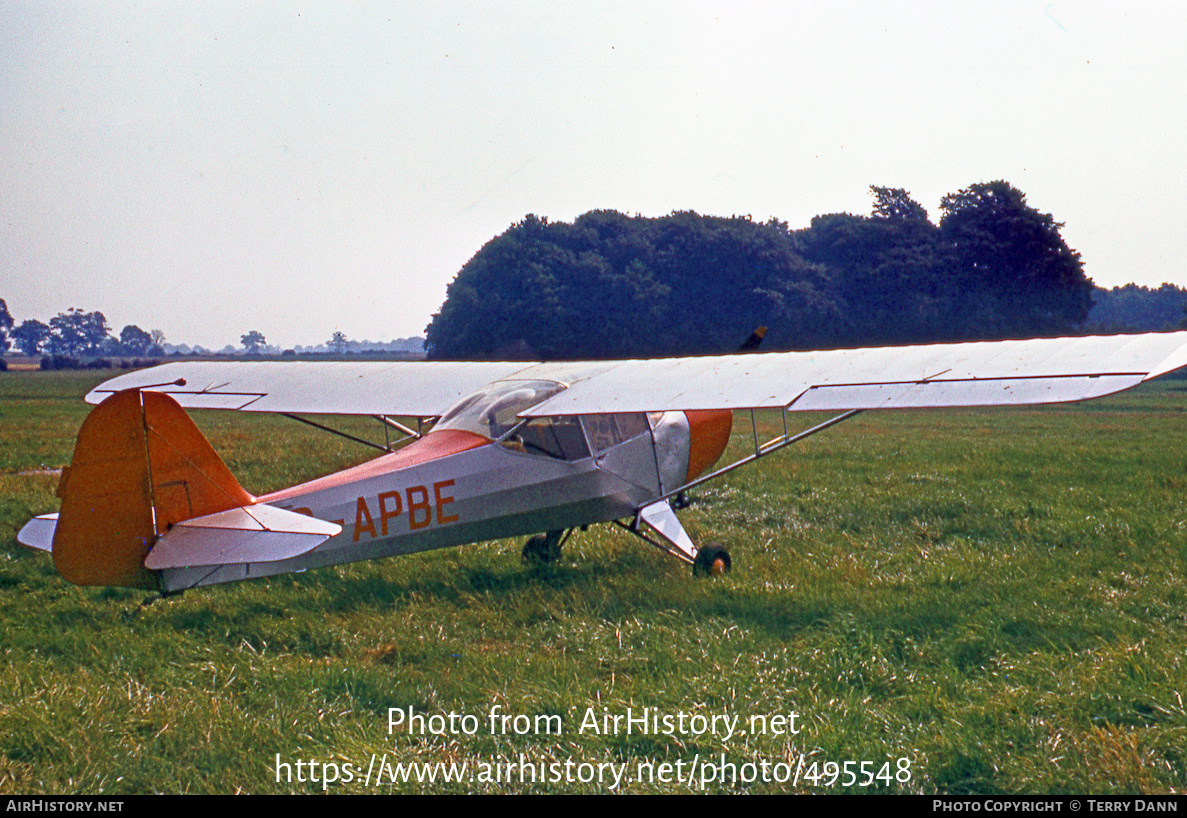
[623,501,733,577]
[522,529,569,565]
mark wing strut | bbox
[282,413,390,451]
[378,415,421,440]
[652,409,863,507]
[281,414,426,453]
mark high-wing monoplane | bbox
[18,332,1187,594]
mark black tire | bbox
[522,531,563,565]
[693,543,732,577]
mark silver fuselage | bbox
[158,413,692,592]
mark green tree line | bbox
[1083,283,1187,333]
[0,303,164,359]
[426,181,1096,359]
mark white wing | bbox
[524,332,1187,415]
[86,332,1187,418]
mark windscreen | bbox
[433,380,567,440]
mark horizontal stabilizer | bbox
[145,504,341,570]
[17,513,58,553]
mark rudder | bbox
[53,389,253,588]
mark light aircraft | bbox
[17,331,1187,594]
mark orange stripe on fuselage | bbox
[259,429,490,504]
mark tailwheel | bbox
[522,529,566,565]
[693,543,731,577]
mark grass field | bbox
[1,370,1185,794]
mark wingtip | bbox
[1144,334,1187,381]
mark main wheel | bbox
[522,531,563,565]
[693,543,731,577]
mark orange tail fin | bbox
[53,389,253,588]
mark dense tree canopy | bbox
[427,211,839,358]
[1084,283,1187,332]
[426,182,1094,360]
[937,182,1092,337]
[12,320,50,356]
[797,192,944,346]
[48,309,110,356]
[118,325,154,356]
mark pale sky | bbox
[2,1,1185,350]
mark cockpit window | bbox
[582,413,651,453]
[499,416,590,461]
[434,380,567,440]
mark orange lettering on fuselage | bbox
[353,496,377,542]
[378,491,402,535]
[352,481,460,541]
[434,479,458,524]
[406,486,431,530]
